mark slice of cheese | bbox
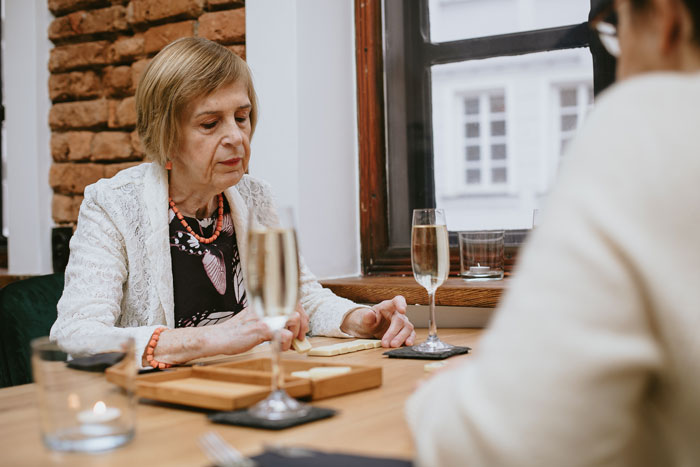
[307,339,382,356]
[290,367,352,380]
[353,339,383,349]
[292,337,312,354]
[308,346,341,356]
[424,361,447,373]
[308,366,352,380]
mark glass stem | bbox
[428,290,438,340]
[270,330,284,393]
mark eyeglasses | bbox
[590,5,620,57]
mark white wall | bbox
[3,0,54,274]
[246,0,361,279]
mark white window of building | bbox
[462,90,508,193]
[556,83,593,156]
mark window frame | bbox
[355,0,616,276]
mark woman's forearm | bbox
[142,309,273,366]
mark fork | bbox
[198,431,257,467]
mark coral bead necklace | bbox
[168,193,224,244]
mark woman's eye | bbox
[235,114,249,123]
[201,121,217,130]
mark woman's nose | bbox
[222,120,244,146]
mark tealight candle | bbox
[77,401,121,425]
[469,264,490,274]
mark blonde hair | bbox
[135,37,258,166]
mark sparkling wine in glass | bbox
[245,207,309,420]
[411,208,454,353]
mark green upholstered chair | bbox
[0,274,64,388]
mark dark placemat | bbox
[66,352,126,372]
[251,448,412,467]
[208,406,336,430]
[383,346,471,360]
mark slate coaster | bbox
[251,448,413,467]
[66,352,126,372]
[383,346,471,360]
[208,406,337,430]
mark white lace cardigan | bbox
[50,162,359,359]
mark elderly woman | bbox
[50,37,415,367]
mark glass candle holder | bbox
[31,336,136,453]
[459,230,505,281]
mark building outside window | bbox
[357,0,616,274]
[430,1,595,231]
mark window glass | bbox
[556,82,594,156]
[431,48,593,231]
[428,0,589,43]
[466,145,481,160]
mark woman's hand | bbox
[211,308,273,354]
[340,295,416,347]
[285,302,310,340]
[152,308,272,365]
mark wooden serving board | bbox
[106,358,382,411]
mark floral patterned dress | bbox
[169,197,247,328]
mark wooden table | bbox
[0,329,483,466]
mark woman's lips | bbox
[220,157,242,166]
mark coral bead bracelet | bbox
[145,327,172,369]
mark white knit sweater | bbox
[50,163,359,361]
[407,72,700,466]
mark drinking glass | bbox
[411,208,454,353]
[31,335,136,452]
[245,207,309,420]
[459,230,505,281]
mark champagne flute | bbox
[411,208,454,353]
[245,207,309,420]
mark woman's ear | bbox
[653,0,686,56]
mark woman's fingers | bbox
[382,313,414,347]
[380,312,404,346]
[285,311,301,339]
[372,295,407,321]
[390,318,415,347]
[295,303,310,339]
[406,329,416,347]
[279,329,293,351]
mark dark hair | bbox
[631,0,700,45]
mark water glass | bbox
[459,230,505,281]
[31,336,136,452]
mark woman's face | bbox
[173,81,252,194]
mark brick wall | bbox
[48,0,246,226]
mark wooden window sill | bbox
[320,276,507,308]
